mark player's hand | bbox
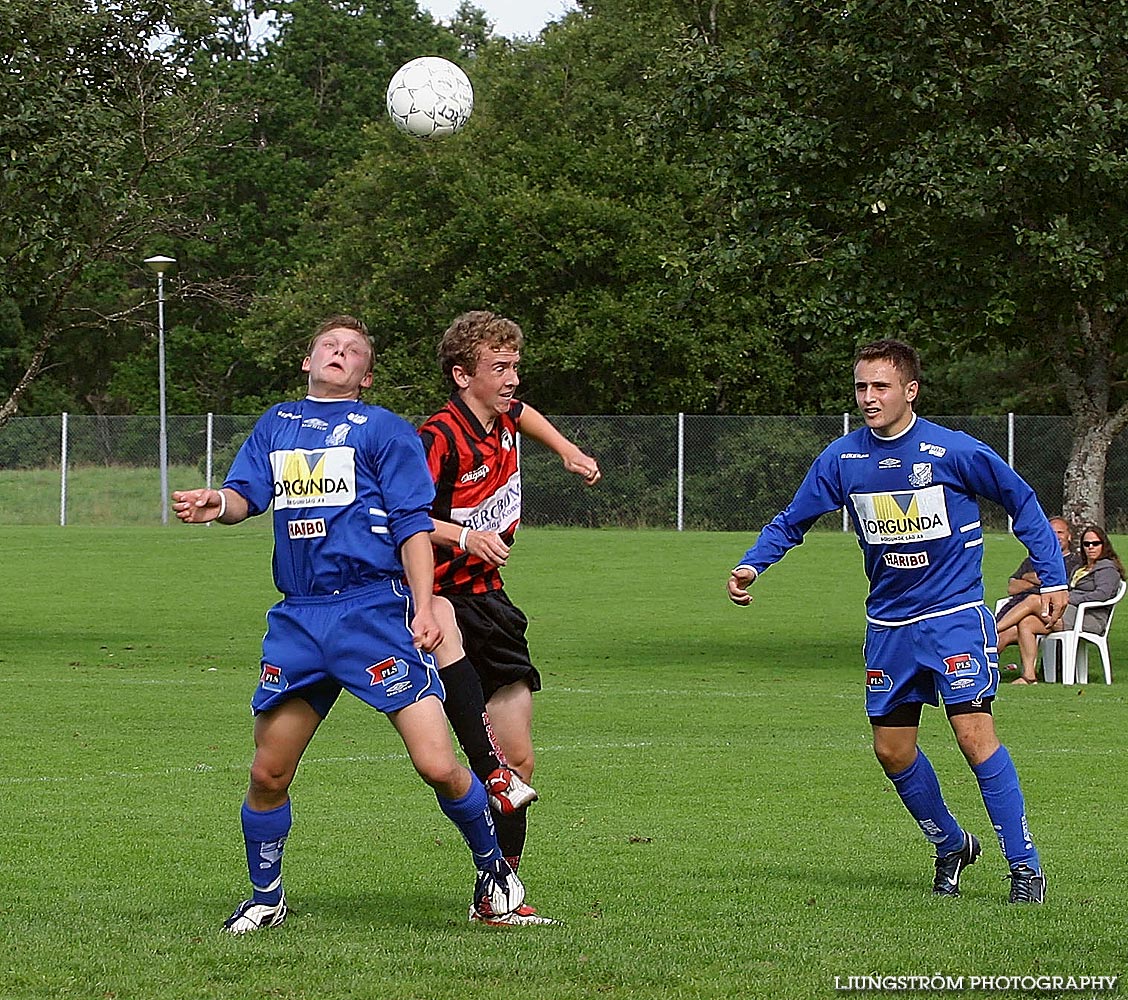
[171,488,222,524]
[727,567,757,606]
[1040,590,1068,626]
[463,529,509,567]
[411,609,443,653]
[563,450,601,486]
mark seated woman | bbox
[997,524,1125,684]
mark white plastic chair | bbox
[1039,580,1127,685]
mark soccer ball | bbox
[386,56,473,139]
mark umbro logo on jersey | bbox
[878,458,901,469]
[460,465,489,484]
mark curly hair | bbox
[438,310,524,386]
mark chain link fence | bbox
[1,412,1124,531]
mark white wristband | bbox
[216,489,227,521]
[458,525,470,550]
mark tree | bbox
[0,0,235,424]
[657,0,1128,523]
[236,0,797,416]
[103,0,466,415]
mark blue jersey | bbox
[737,415,1066,626]
[225,397,435,598]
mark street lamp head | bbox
[143,255,177,275]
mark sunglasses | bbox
[1083,540,1103,548]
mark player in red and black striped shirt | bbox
[419,311,601,925]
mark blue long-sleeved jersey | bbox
[225,397,435,598]
[736,415,1066,626]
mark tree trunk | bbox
[1053,302,1128,529]
[0,327,56,429]
[1062,421,1111,527]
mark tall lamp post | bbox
[144,255,176,525]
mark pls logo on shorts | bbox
[260,663,286,690]
[366,657,410,687]
[866,669,893,692]
[944,653,979,676]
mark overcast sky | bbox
[420,0,579,38]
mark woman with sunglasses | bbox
[999,524,1125,684]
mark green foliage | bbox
[234,0,794,416]
[0,0,234,417]
[653,0,1128,513]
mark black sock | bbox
[494,808,528,870]
[440,657,504,779]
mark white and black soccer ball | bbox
[386,56,473,139]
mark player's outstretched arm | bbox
[517,404,601,485]
[727,566,758,606]
[171,487,248,525]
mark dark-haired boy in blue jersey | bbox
[172,315,524,932]
[727,339,1065,904]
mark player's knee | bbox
[248,750,297,796]
[413,754,465,792]
[873,741,915,774]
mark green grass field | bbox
[1,526,1125,1000]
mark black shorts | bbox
[445,589,542,703]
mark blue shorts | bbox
[862,605,998,718]
[254,579,444,718]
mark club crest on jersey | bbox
[326,423,351,446]
[866,669,893,692]
[366,657,410,687]
[943,653,980,676]
[501,429,514,451]
[908,463,933,488]
[260,663,286,690]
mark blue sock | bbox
[241,800,291,905]
[887,748,965,856]
[437,775,502,868]
[973,744,1040,870]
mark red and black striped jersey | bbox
[418,395,525,595]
